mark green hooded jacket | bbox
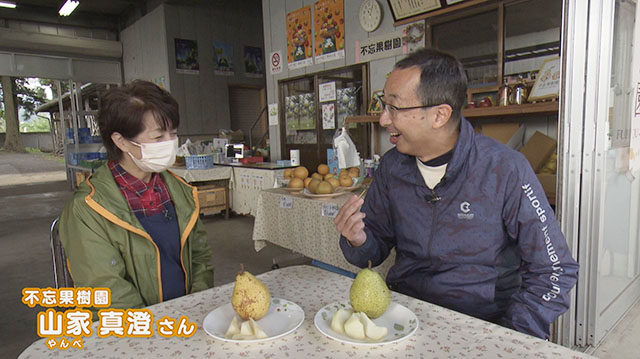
[59,163,213,313]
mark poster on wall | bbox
[355,22,426,63]
[213,41,234,76]
[322,103,335,130]
[244,46,265,78]
[313,0,345,64]
[387,0,441,21]
[268,103,279,126]
[175,39,199,74]
[287,6,314,70]
[629,2,640,173]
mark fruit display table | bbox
[171,163,295,216]
[19,265,596,358]
[252,187,396,277]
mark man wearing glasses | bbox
[334,48,578,340]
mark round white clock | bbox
[359,0,382,33]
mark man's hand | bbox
[333,195,367,247]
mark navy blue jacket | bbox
[340,118,579,339]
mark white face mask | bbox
[127,137,178,173]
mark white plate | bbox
[203,297,304,343]
[282,187,304,192]
[301,188,348,198]
[314,301,418,346]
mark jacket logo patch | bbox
[457,201,474,219]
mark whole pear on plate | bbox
[350,261,391,319]
[231,265,271,320]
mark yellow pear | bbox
[317,164,330,175]
[327,177,340,189]
[309,178,321,194]
[231,268,271,320]
[316,181,334,194]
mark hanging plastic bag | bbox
[333,127,361,169]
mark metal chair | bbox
[50,217,74,288]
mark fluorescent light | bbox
[58,0,79,16]
[0,1,16,9]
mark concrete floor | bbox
[0,151,638,358]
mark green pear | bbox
[349,261,391,319]
[231,267,271,320]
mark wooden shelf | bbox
[462,101,558,119]
[345,115,379,123]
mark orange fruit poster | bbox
[314,0,345,63]
[286,6,313,68]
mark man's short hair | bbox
[394,47,467,125]
[98,80,179,161]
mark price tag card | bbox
[280,196,293,209]
[322,203,339,218]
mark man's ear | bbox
[111,132,130,153]
[432,104,453,129]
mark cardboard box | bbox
[520,131,557,173]
[479,123,525,150]
[536,173,557,205]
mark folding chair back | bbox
[50,217,74,288]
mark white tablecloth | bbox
[169,166,232,183]
[252,187,395,277]
[19,265,597,358]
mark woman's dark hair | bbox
[394,47,467,126]
[98,80,179,161]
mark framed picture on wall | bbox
[528,57,561,101]
[368,90,383,115]
[387,0,442,21]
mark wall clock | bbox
[359,0,382,32]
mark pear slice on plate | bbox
[225,316,241,338]
[330,308,353,334]
[343,313,366,340]
[359,312,388,341]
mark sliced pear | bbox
[240,320,254,336]
[358,312,388,341]
[231,333,256,340]
[330,308,353,334]
[225,316,241,338]
[249,318,268,339]
[343,312,366,340]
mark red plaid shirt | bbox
[109,161,173,218]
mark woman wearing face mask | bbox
[59,80,213,313]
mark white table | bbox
[252,187,395,277]
[19,265,597,358]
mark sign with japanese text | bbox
[355,22,426,63]
[22,287,197,351]
[270,51,283,74]
[287,6,314,70]
[319,81,337,102]
[280,196,294,208]
[313,0,345,64]
[321,202,339,218]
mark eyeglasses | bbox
[375,92,440,118]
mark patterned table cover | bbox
[169,166,233,183]
[19,265,596,358]
[230,167,286,216]
[252,187,395,277]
